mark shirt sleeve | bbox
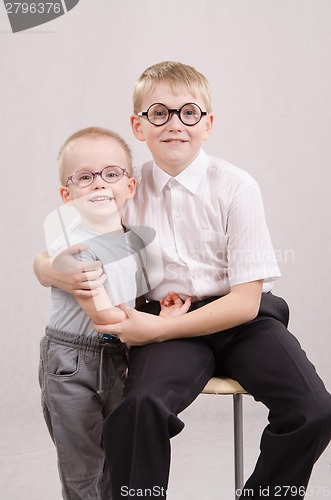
[226,182,281,287]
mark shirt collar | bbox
[152,149,209,194]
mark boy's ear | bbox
[126,177,137,199]
[130,114,146,142]
[59,186,74,205]
[203,113,214,141]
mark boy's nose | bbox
[92,173,107,188]
[166,112,183,130]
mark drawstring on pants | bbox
[97,334,121,395]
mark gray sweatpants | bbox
[39,327,128,500]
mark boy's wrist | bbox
[157,316,180,342]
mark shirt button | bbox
[174,212,180,219]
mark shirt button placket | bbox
[169,180,184,261]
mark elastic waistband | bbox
[45,326,125,353]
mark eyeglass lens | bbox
[71,166,125,187]
[147,103,203,126]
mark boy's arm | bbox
[34,248,126,324]
[75,287,127,325]
[94,280,263,345]
[33,247,106,297]
[82,291,188,326]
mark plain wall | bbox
[0,0,330,420]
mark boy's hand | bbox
[52,244,89,273]
[34,245,107,298]
[159,292,192,318]
[94,305,167,346]
[52,245,107,297]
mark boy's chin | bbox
[89,202,120,216]
[81,202,121,222]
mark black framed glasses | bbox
[66,165,128,187]
[138,102,207,127]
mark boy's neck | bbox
[156,164,188,177]
[153,151,200,177]
[80,213,124,235]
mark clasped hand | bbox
[94,293,192,346]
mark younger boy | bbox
[39,126,189,500]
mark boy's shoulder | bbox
[207,153,257,187]
[49,220,97,263]
[137,151,258,189]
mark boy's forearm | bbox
[33,251,52,287]
[159,281,263,341]
[76,288,127,325]
[89,307,127,326]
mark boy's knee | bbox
[106,389,184,437]
[300,392,331,441]
[122,389,168,417]
[312,397,331,431]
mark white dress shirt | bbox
[123,149,281,302]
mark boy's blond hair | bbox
[58,126,133,185]
[133,61,212,114]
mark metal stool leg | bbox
[233,393,244,500]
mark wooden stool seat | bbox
[202,377,247,395]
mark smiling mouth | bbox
[89,196,114,203]
[162,139,188,144]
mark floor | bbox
[1,395,330,499]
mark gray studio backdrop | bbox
[1,0,330,423]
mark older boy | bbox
[35,63,331,500]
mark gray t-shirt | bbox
[47,222,159,337]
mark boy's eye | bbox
[147,104,169,121]
[78,173,93,182]
[152,110,167,118]
[105,171,118,178]
[182,106,199,117]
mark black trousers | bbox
[103,293,331,499]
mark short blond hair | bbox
[133,61,212,114]
[58,126,133,185]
